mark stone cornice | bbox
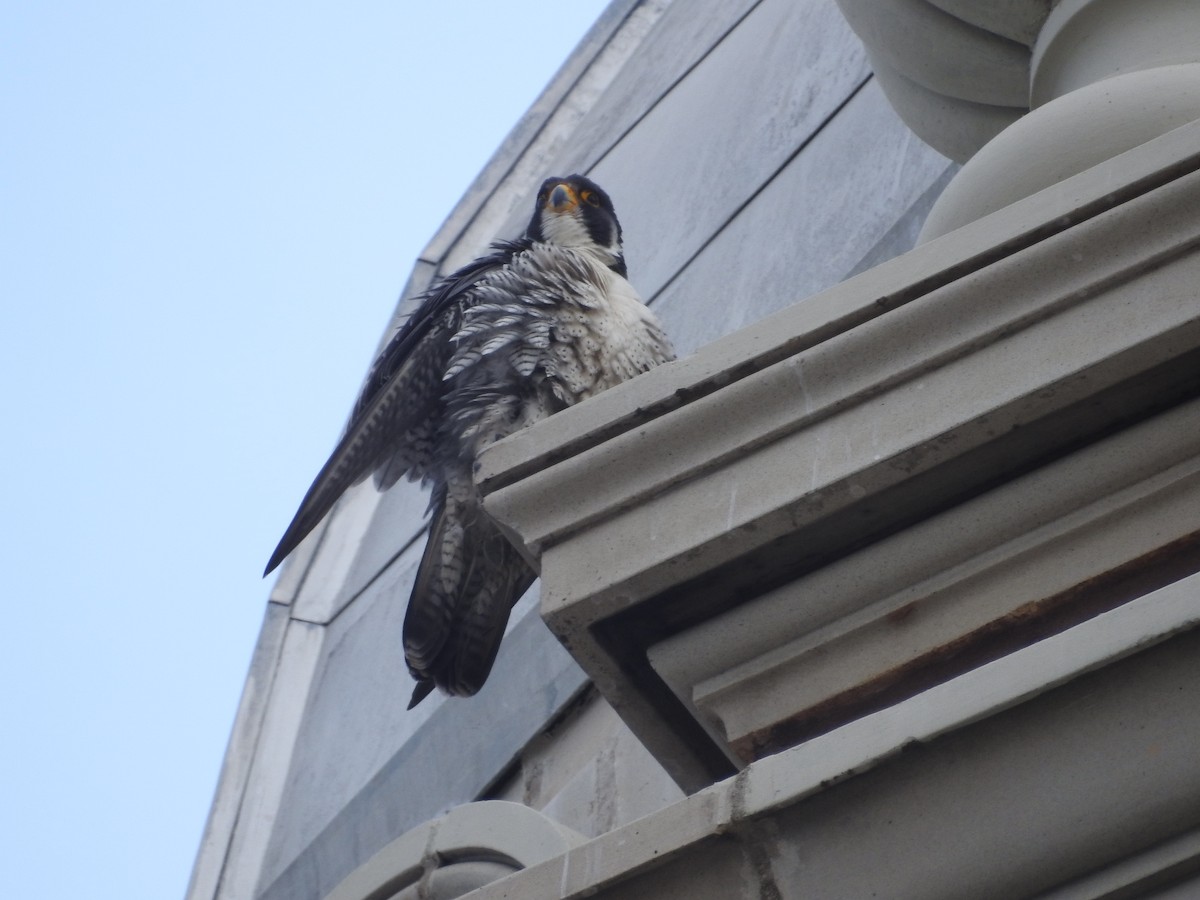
[479,119,1200,791]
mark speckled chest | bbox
[441,243,672,456]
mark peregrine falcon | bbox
[265,174,675,708]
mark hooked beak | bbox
[546,182,578,213]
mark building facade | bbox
[190,1,1200,897]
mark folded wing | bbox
[263,243,527,576]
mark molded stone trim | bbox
[479,119,1200,791]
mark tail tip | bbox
[407,679,437,710]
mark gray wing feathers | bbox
[263,314,455,575]
[265,247,521,577]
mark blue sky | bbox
[0,3,610,897]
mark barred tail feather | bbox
[403,483,535,708]
[446,536,536,695]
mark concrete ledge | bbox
[468,578,1200,898]
[479,120,1200,791]
[324,801,585,900]
[661,395,1200,763]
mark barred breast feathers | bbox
[446,242,674,395]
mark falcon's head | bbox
[526,174,627,277]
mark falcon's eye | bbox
[581,190,601,207]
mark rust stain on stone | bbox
[730,531,1200,765]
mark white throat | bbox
[541,211,595,248]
